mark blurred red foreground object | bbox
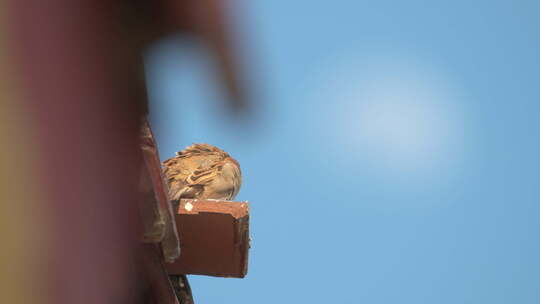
[5,0,251,303]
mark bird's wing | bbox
[163,156,224,201]
[185,162,221,185]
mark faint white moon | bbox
[317,52,466,177]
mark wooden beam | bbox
[140,119,181,263]
[166,199,250,278]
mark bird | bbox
[162,143,242,205]
[162,143,242,303]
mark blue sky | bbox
[145,1,540,303]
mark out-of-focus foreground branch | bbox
[0,0,251,303]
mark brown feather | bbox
[162,144,242,202]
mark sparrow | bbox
[162,143,242,303]
[162,143,242,204]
